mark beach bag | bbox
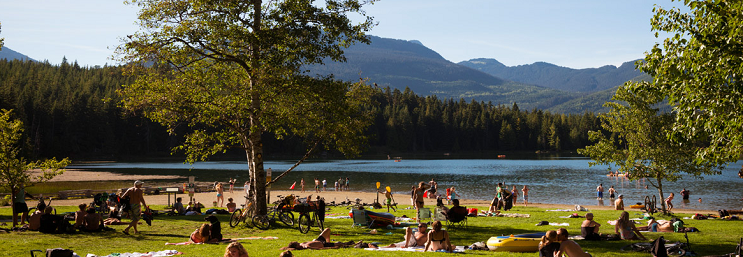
[650,236,668,257]
[30,248,74,257]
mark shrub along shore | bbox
[1,189,742,256]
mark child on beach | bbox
[665,193,674,212]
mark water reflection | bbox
[67,158,743,210]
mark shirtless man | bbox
[608,186,616,200]
[314,178,320,193]
[121,180,148,235]
[556,228,592,257]
[83,207,104,232]
[614,194,624,210]
[385,223,428,248]
[522,185,529,206]
[580,213,601,240]
[596,183,604,200]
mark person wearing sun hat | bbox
[121,180,148,235]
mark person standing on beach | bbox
[596,183,604,200]
[665,192,674,212]
[414,182,427,220]
[322,179,327,191]
[229,178,235,194]
[314,178,320,193]
[300,178,305,193]
[121,180,148,235]
[216,182,225,207]
[511,186,519,205]
[522,185,529,206]
[12,184,35,227]
[345,177,349,191]
[608,186,616,201]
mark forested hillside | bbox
[0,59,605,159]
[459,58,646,92]
[310,36,581,111]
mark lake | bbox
[67,158,743,211]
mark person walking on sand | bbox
[216,182,225,207]
[122,180,148,235]
[300,178,305,193]
[314,178,320,193]
[665,192,674,213]
[322,179,327,191]
[522,185,529,206]
[596,183,604,200]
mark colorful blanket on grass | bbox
[85,250,181,257]
[165,237,279,245]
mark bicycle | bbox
[295,199,325,234]
[230,195,255,228]
[252,204,295,230]
[27,196,55,220]
[620,238,687,256]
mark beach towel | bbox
[364,246,466,253]
[165,237,278,245]
[495,213,530,218]
[85,250,180,257]
[547,209,572,212]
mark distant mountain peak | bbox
[0,46,36,62]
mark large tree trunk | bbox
[249,0,266,215]
[656,176,666,214]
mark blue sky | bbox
[0,0,687,69]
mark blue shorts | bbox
[597,192,603,198]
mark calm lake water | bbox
[67,158,743,211]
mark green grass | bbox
[1,204,741,256]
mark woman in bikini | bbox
[614,211,647,240]
[424,221,453,252]
[216,182,225,207]
[414,182,427,220]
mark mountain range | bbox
[2,36,649,113]
[311,36,651,113]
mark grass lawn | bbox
[1,204,741,256]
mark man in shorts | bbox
[596,183,604,200]
[12,184,35,227]
[385,223,428,248]
[121,180,148,235]
[379,188,396,212]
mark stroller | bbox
[89,193,110,215]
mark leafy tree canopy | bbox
[117,0,377,213]
[0,109,70,205]
[629,0,743,164]
[578,85,723,213]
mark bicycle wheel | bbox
[298,213,311,234]
[279,211,295,227]
[667,247,686,256]
[314,212,324,230]
[252,214,270,230]
[230,209,243,227]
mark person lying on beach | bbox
[424,221,453,252]
[637,217,674,232]
[556,228,592,257]
[383,222,428,248]
[581,213,601,240]
[614,211,647,240]
[281,228,356,250]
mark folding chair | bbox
[433,207,447,222]
[418,208,432,222]
[351,209,371,228]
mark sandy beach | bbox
[19,169,719,214]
